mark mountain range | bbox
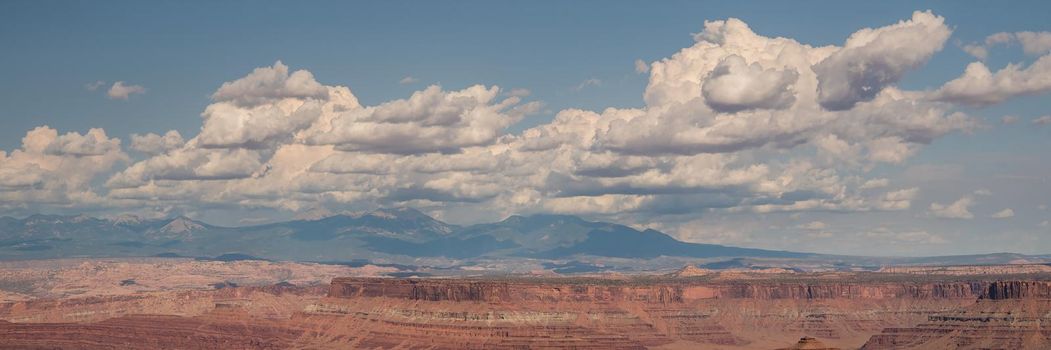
[0,208,809,262]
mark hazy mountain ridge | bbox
[0,209,1047,268]
[0,209,809,262]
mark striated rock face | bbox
[328,277,991,302]
[979,280,1051,300]
[4,276,1051,349]
[862,281,1051,349]
[307,277,992,348]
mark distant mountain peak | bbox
[669,265,711,277]
[160,216,205,234]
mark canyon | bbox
[2,259,1051,349]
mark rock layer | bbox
[3,276,1051,349]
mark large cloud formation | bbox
[4,10,1030,239]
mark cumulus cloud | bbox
[991,208,1015,219]
[702,55,798,112]
[932,54,1051,106]
[107,81,146,100]
[0,126,126,209]
[929,195,975,219]
[130,131,185,155]
[211,61,328,107]
[1015,31,1051,55]
[1034,115,1051,126]
[303,84,536,154]
[813,11,950,110]
[6,11,991,238]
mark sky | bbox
[1,1,1050,256]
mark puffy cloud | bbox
[702,55,798,112]
[211,61,328,107]
[25,127,123,156]
[991,208,1015,219]
[1034,115,1051,126]
[107,81,146,100]
[107,148,266,188]
[813,11,950,110]
[0,127,126,208]
[1015,31,1051,55]
[961,31,1051,60]
[929,195,975,219]
[932,54,1051,106]
[303,85,536,154]
[130,131,184,155]
[10,11,987,238]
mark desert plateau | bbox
[3,1,1051,348]
[1,258,1051,349]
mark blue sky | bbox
[1,1,1050,255]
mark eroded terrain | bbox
[1,259,1051,349]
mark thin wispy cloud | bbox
[399,76,419,85]
[574,78,601,91]
[106,81,146,100]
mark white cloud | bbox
[303,84,537,154]
[399,76,419,85]
[1034,115,1051,125]
[860,178,890,190]
[130,131,185,155]
[211,61,328,107]
[961,43,988,60]
[107,81,146,100]
[701,54,798,112]
[991,208,1015,219]
[1015,32,1051,55]
[813,11,950,110]
[929,195,975,219]
[0,126,127,209]
[932,54,1051,106]
[3,12,991,232]
[634,59,650,73]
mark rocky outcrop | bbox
[777,336,841,350]
[861,281,1051,349]
[979,280,1051,300]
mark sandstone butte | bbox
[3,274,1051,349]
